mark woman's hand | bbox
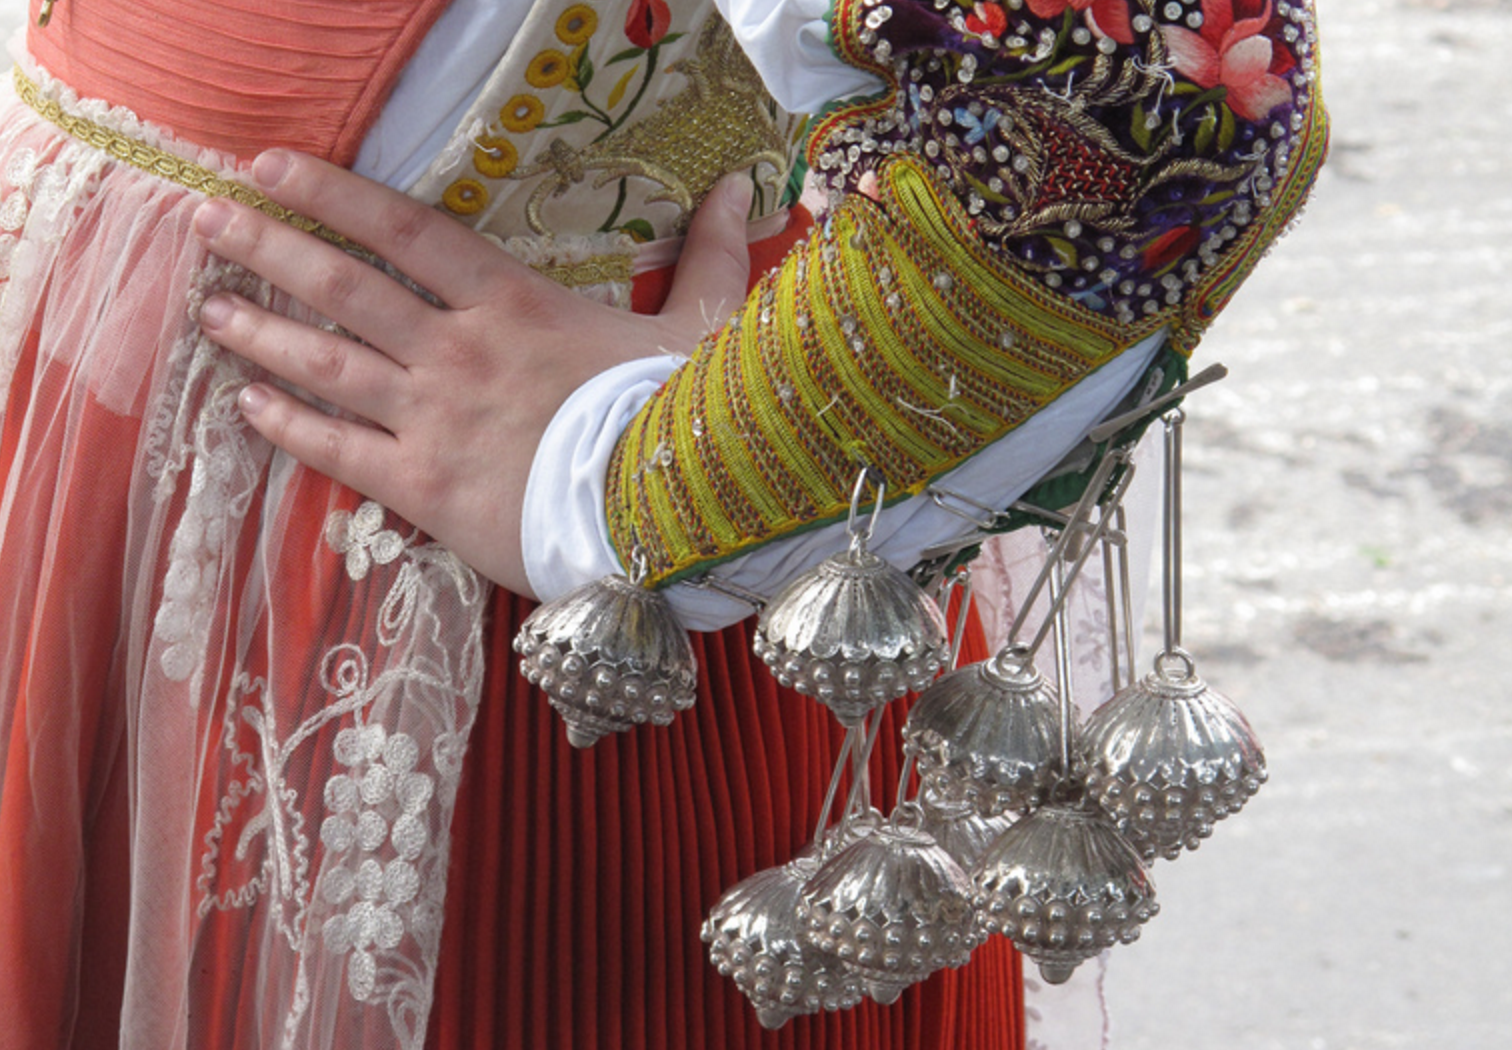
[192,150,754,597]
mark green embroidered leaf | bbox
[1131,102,1152,152]
[659,32,686,46]
[963,173,1010,205]
[1194,105,1217,154]
[1173,82,1203,96]
[619,218,656,244]
[1199,190,1235,205]
[1046,236,1078,268]
[575,52,595,91]
[605,47,645,66]
[543,110,594,127]
[1218,103,1236,152]
[607,65,639,110]
[1047,55,1086,76]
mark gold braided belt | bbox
[11,64,635,291]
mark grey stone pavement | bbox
[1103,2,1512,1048]
[2,1,1505,1047]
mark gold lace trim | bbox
[13,65,634,290]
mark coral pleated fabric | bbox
[25,0,453,165]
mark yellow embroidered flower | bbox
[526,49,571,89]
[441,178,489,216]
[472,135,519,179]
[499,95,545,134]
[555,5,598,45]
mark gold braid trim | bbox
[607,155,1136,587]
[12,65,634,291]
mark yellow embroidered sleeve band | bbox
[606,0,1328,586]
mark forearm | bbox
[604,0,1327,592]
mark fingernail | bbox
[252,150,291,190]
[199,295,233,329]
[716,174,753,218]
[238,384,269,416]
[193,199,231,240]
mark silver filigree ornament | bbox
[701,854,863,1029]
[1080,650,1266,861]
[973,799,1157,984]
[799,814,984,1005]
[915,790,1016,874]
[902,647,1066,816]
[753,473,949,727]
[513,565,697,748]
[1080,408,1265,860]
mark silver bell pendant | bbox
[754,471,948,727]
[513,552,697,748]
[1082,649,1266,861]
[1081,410,1266,860]
[799,806,984,1005]
[901,445,1141,818]
[702,854,863,1029]
[973,790,1157,985]
[902,648,1064,817]
[915,789,1016,874]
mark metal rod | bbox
[946,569,975,671]
[1162,410,1185,654]
[1051,557,1077,778]
[837,711,887,840]
[813,725,860,849]
[1102,531,1121,697]
[1086,362,1227,444]
[1019,463,1140,665]
[1115,504,1138,689]
[1004,451,1125,647]
[894,752,917,812]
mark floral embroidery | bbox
[319,725,435,1002]
[625,0,672,50]
[556,4,600,45]
[325,500,407,581]
[811,0,1326,337]
[1162,0,1294,121]
[472,133,519,179]
[526,49,572,89]
[964,3,1008,42]
[1027,0,1136,45]
[441,178,487,215]
[500,94,546,134]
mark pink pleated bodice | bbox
[26,0,450,165]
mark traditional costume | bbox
[0,0,1324,1047]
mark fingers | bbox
[200,293,409,428]
[237,381,401,503]
[193,197,441,361]
[659,174,754,335]
[246,150,524,309]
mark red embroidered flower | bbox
[1026,0,1136,47]
[1162,0,1293,121]
[1142,225,1201,271]
[624,0,671,49]
[964,2,1009,41]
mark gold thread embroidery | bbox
[15,65,632,292]
[12,65,355,250]
[505,18,790,237]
